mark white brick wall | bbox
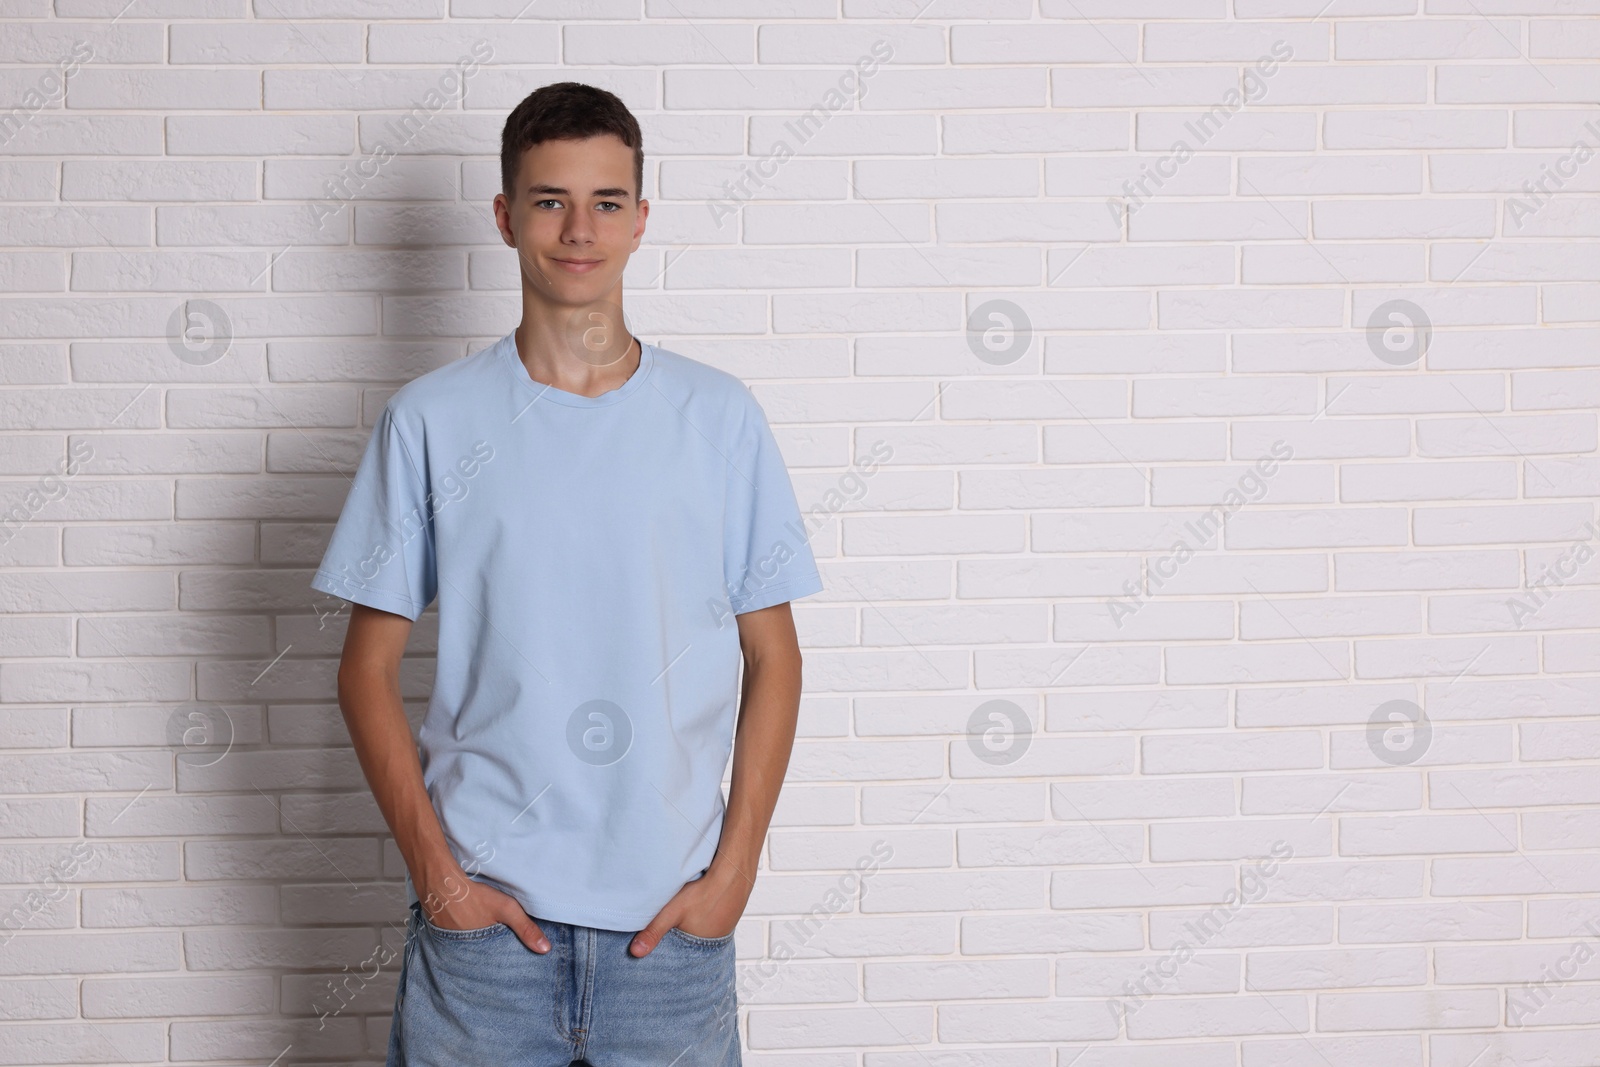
[2,5,1598,1065]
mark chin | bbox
[536,274,595,299]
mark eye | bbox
[597,201,622,212]
[536,198,562,210]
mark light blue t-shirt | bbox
[309,330,823,931]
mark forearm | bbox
[710,649,802,888]
[337,662,459,884]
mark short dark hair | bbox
[500,82,644,203]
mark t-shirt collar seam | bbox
[500,331,653,408]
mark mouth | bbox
[552,257,602,274]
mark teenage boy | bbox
[310,82,823,1066]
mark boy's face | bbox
[495,133,647,316]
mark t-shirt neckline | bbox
[498,329,654,408]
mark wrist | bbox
[707,852,758,891]
[413,853,467,893]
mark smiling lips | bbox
[553,257,602,273]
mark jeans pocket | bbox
[667,926,735,948]
[421,912,509,941]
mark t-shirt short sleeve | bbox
[309,404,438,622]
[724,388,824,615]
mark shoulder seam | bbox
[382,404,430,495]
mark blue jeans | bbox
[386,901,741,1066]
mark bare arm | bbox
[337,603,549,952]
[629,599,805,956]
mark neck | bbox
[511,321,641,399]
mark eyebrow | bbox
[528,183,634,199]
